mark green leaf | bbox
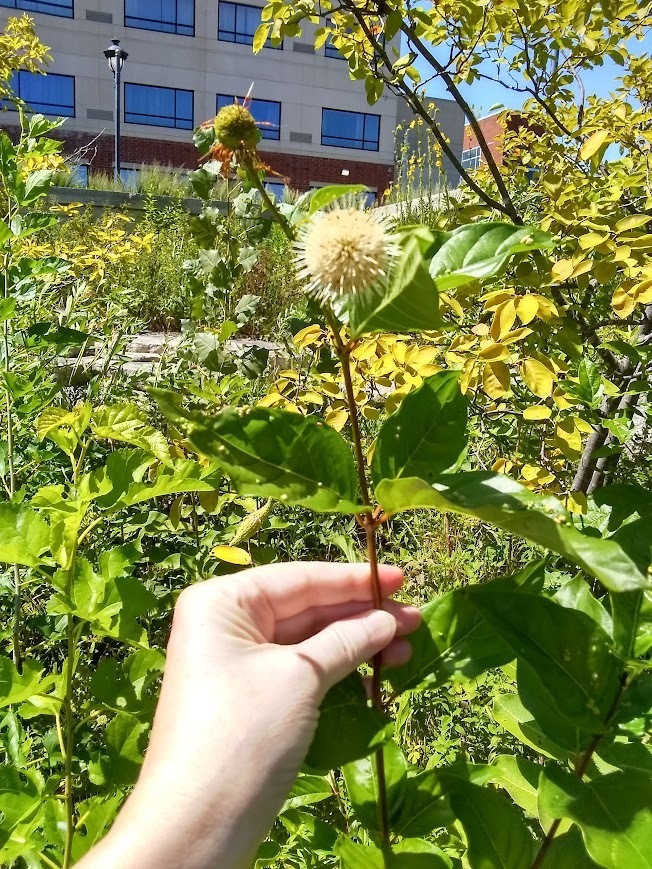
[376,472,650,592]
[90,450,221,514]
[308,184,368,214]
[393,769,455,836]
[493,693,572,760]
[554,575,613,636]
[345,227,445,338]
[90,649,165,717]
[334,835,383,868]
[280,809,338,853]
[516,660,593,753]
[20,168,54,205]
[388,586,514,694]
[0,767,42,849]
[0,658,51,710]
[49,553,157,647]
[306,673,393,770]
[443,776,535,868]
[484,755,541,818]
[466,586,623,732]
[371,371,467,486]
[538,764,652,868]
[543,828,600,867]
[71,795,123,861]
[281,774,333,812]
[343,740,407,835]
[428,222,555,289]
[609,590,652,658]
[595,740,652,775]
[0,298,16,321]
[0,503,50,567]
[387,839,452,868]
[89,712,149,787]
[154,392,361,513]
[92,404,172,465]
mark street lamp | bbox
[103,38,128,184]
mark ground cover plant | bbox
[0,8,651,869]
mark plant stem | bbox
[239,151,295,242]
[530,675,629,868]
[3,246,21,670]
[327,312,391,853]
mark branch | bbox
[400,22,523,224]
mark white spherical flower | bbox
[295,208,396,301]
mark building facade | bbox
[462,111,539,171]
[0,0,403,195]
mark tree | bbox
[258,0,652,501]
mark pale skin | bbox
[79,562,421,869]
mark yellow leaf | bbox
[420,363,443,377]
[257,392,282,407]
[579,129,609,160]
[211,545,252,565]
[490,299,517,342]
[459,359,479,394]
[578,232,610,250]
[523,405,552,421]
[516,295,540,325]
[522,358,556,398]
[593,260,618,284]
[612,286,636,318]
[615,214,652,232]
[299,390,324,406]
[478,341,509,362]
[471,323,490,336]
[352,340,377,361]
[384,390,408,415]
[361,405,381,420]
[551,259,574,282]
[501,327,533,345]
[566,491,588,515]
[555,418,582,460]
[279,369,300,380]
[325,408,348,431]
[293,325,323,349]
[482,289,513,310]
[483,361,510,399]
[492,458,514,474]
[534,298,560,320]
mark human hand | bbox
[80,562,420,869]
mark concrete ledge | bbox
[48,187,228,216]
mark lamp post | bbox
[103,38,128,184]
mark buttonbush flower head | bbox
[214,103,261,151]
[295,208,396,302]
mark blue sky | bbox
[410,32,652,118]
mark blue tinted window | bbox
[3,71,75,117]
[325,36,344,59]
[71,164,89,187]
[321,108,380,151]
[119,167,140,188]
[264,181,285,198]
[216,94,280,141]
[125,0,194,35]
[0,0,73,18]
[218,2,280,48]
[125,84,193,129]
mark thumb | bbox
[298,609,397,693]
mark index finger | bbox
[245,561,404,622]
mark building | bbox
[396,96,465,189]
[461,110,538,171]
[0,1,464,198]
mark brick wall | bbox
[463,114,507,166]
[2,125,394,192]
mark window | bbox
[325,36,344,59]
[119,167,140,189]
[461,146,481,170]
[218,2,281,48]
[124,83,193,130]
[71,164,89,187]
[125,0,194,35]
[216,94,280,141]
[264,180,285,198]
[321,108,380,151]
[3,71,75,117]
[0,0,73,18]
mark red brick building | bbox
[462,111,540,170]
